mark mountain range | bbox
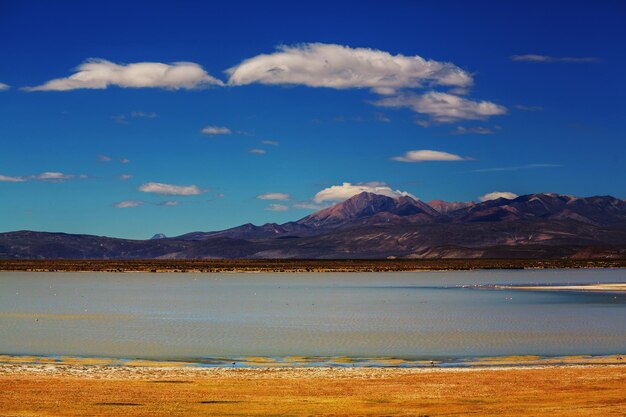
[1,192,625,259]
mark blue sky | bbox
[1,0,625,238]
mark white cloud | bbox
[515,104,543,111]
[114,200,143,209]
[98,155,112,162]
[24,59,223,91]
[510,55,599,63]
[479,191,519,202]
[0,174,26,182]
[34,171,74,182]
[131,111,157,118]
[266,203,289,211]
[201,126,232,135]
[257,192,290,201]
[293,202,327,210]
[159,200,179,206]
[227,43,473,91]
[313,182,415,203]
[451,126,494,135]
[119,174,133,181]
[249,148,266,154]
[0,82,9,91]
[374,91,506,123]
[138,182,203,196]
[374,112,391,123]
[120,158,130,164]
[261,140,279,146]
[471,164,562,173]
[113,115,128,125]
[392,150,470,162]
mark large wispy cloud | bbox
[138,182,203,195]
[479,191,519,202]
[24,59,223,91]
[226,43,473,92]
[511,54,600,63]
[374,92,506,123]
[0,82,9,91]
[225,43,504,124]
[392,150,471,162]
[257,192,290,201]
[313,181,415,203]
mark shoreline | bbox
[1,353,624,369]
[1,361,624,416]
[1,258,626,273]
[493,283,626,292]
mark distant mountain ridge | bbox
[1,192,625,259]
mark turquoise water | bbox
[0,269,624,361]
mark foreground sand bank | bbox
[1,363,624,416]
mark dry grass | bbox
[1,258,625,273]
[1,365,625,416]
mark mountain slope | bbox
[1,192,625,259]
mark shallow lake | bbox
[0,269,625,362]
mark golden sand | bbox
[0,362,625,416]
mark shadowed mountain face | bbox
[1,192,625,259]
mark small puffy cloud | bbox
[34,171,73,182]
[451,126,494,135]
[510,54,600,63]
[201,125,232,135]
[374,91,506,123]
[98,155,112,162]
[392,150,470,162]
[257,192,290,201]
[0,174,26,182]
[119,174,133,181]
[131,111,157,118]
[138,182,203,196]
[479,191,519,202]
[313,181,415,203]
[114,200,143,209]
[24,59,223,91]
[120,158,130,164]
[261,140,279,146]
[266,203,289,211]
[249,148,266,154]
[159,200,179,206]
[227,43,473,91]
[0,82,9,91]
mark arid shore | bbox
[1,258,625,273]
[1,363,625,416]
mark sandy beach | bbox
[1,362,625,416]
